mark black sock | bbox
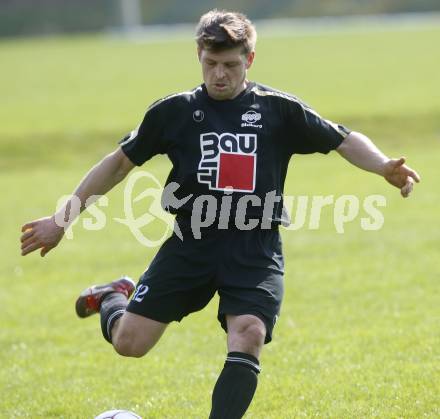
[209,351,261,419]
[99,292,128,343]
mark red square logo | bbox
[218,153,255,191]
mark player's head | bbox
[196,9,256,101]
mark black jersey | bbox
[120,82,350,228]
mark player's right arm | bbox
[20,147,135,257]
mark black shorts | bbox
[126,227,284,343]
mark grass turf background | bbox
[1,22,439,418]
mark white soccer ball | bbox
[94,410,141,419]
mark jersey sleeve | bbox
[119,101,168,166]
[284,98,351,155]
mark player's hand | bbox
[383,157,421,198]
[20,216,65,257]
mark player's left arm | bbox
[336,131,421,198]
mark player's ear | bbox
[197,47,202,62]
[246,51,255,69]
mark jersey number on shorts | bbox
[133,284,149,302]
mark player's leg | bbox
[75,276,168,357]
[226,313,266,358]
[209,228,284,419]
[76,233,217,358]
[111,312,167,358]
[209,314,265,419]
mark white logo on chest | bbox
[241,110,262,128]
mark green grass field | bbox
[1,21,439,418]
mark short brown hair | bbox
[196,9,257,54]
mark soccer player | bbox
[20,9,420,419]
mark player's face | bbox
[198,46,255,101]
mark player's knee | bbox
[243,323,266,346]
[230,321,266,351]
[112,331,150,358]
